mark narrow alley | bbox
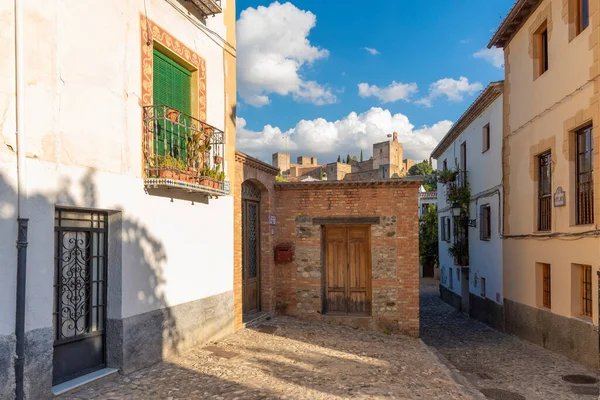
[420,279,600,400]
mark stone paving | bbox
[64,316,472,400]
[420,279,600,400]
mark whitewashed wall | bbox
[436,95,503,303]
[0,0,233,335]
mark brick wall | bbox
[272,180,420,337]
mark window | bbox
[443,159,448,171]
[153,49,192,163]
[538,152,552,231]
[536,22,549,77]
[481,277,486,298]
[542,263,551,309]
[576,125,594,225]
[577,0,590,35]
[581,265,592,318]
[441,217,451,242]
[482,124,490,153]
[480,205,491,241]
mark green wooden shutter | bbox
[153,50,192,162]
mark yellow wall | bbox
[503,0,600,325]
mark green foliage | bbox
[159,155,186,171]
[351,156,358,162]
[419,206,439,268]
[319,168,324,180]
[360,150,363,162]
[446,183,470,266]
[276,174,287,183]
[438,168,458,184]
[408,160,433,176]
[423,173,438,192]
[337,155,341,163]
[346,154,351,164]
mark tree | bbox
[346,154,351,164]
[360,150,363,162]
[408,160,433,176]
[423,174,438,192]
[351,156,358,162]
[337,155,341,163]
[419,206,439,269]
[319,168,323,180]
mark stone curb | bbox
[419,339,487,400]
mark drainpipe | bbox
[14,0,29,399]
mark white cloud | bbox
[363,47,380,55]
[358,81,419,103]
[237,108,453,163]
[473,47,504,69]
[416,77,483,107]
[237,2,335,107]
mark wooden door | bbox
[324,226,371,315]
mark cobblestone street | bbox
[64,316,472,399]
[420,279,600,400]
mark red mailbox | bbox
[274,244,293,263]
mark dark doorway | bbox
[423,264,434,278]
[53,209,108,385]
[323,226,372,315]
[242,181,261,315]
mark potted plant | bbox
[438,168,457,184]
[158,155,185,180]
[166,108,179,122]
[199,166,211,187]
[214,155,223,165]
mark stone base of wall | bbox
[0,333,15,400]
[25,328,53,400]
[115,290,234,374]
[504,299,599,369]
[469,294,504,331]
[439,285,462,311]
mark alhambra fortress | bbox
[272,132,416,182]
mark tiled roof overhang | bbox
[274,178,422,190]
[430,81,504,160]
[488,0,543,48]
[235,151,280,175]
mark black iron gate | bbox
[53,209,108,385]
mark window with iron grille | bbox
[443,159,447,171]
[538,152,552,231]
[542,263,551,309]
[581,265,592,318]
[441,217,451,242]
[576,125,594,225]
[482,124,490,153]
[480,205,491,241]
[536,23,549,76]
[481,277,486,298]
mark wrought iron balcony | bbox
[445,170,468,205]
[188,0,222,16]
[143,105,228,202]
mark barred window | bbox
[581,265,592,318]
[538,152,552,231]
[480,205,491,241]
[576,125,594,225]
[542,264,551,309]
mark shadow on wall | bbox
[0,168,181,398]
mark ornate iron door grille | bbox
[53,209,108,384]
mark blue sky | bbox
[235,1,513,164]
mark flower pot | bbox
[159,170,179,180]
[214,155,223,165]
[166,109,179,122]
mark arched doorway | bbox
[242,181,261,315]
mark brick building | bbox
[235,151,421,336]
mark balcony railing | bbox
[143,105,228,199]
[445,170,468,205]
[189,0,222,16]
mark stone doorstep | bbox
[52,367,119,397]
[242,311,272,329]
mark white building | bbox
[0,0,236,398]
[430,81,504,329]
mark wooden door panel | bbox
[324,226,371,315]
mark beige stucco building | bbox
[490,0,600,368]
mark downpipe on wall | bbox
[14,0,29,399]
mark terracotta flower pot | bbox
[159,170,178,180]
[166,109,179,122]
[214,155,223,165]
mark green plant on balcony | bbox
[438,168,457,184]
[186,131,212,171]
[155,155,187,180]
[447,182,470,266]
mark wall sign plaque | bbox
[554,187,565,207]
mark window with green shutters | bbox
[153,49,192,165]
